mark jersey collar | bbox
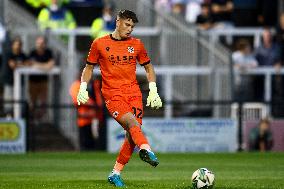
[110,34,128,41]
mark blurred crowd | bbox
[155,0,278,29]
[1,0,284,117]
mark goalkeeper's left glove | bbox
[146,82,162,109]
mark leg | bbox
[114,132,135,172]
[119,113,159,167]
[108,133,135,187]
[106,95,150,149]
[118,112,150,149]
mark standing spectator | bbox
[69,75,104,151]
[90,3,116,39]
[255,28,281,67]
[37,0,76,30]
[195,3,214,30]
[3,37,29,117]
[29,36,55,113]
[25,0,69,9]
[249,118,273,152]
[276,13,284,65]
[232,39,258,101]
[254,28,281,101]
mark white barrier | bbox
[107,118,237,153]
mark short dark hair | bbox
[118,10,138,23]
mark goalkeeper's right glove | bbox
[77,82,89,105]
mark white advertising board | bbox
[0,119,26,153]
[107,118,237,153]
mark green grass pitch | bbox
[0,152,284,189]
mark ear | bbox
[116,17,120,27]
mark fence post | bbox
[238,101,243,151]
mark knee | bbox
[124,119,140,130]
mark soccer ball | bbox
[191,168,215,189]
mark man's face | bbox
[36,37,46,51]
[262,29,272,45]
[117,18,135,39]
[12,40,21,52]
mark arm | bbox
[32,59,55,70]
[144,63,156,83]
[77,64,95,105]
[8,59,28,70]
[81,64,94,83]
[144,63,162,109]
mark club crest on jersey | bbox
[127,46,134,53]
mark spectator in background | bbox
[37,0,76,30]
[195,3,214,30]
[0,22,5,85]
[3,37,30,117]
[185,0,203,23]
[69,73,104,151]
[249,118,273,152]
[29,36,55,113]
[232,39,258,101]
[255,28,281,68]
[170,0,187,17]
[211,0,234,28]
[254,28,282,112]
[276,13,284,65]
[26,0,70,9]
[90,3,116,39]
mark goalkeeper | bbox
[77,9,162,187]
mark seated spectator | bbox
[249,118,273,152]
[28,36,55,114]
[90,3,116,39]
[195,3,214,30]
[211,0,234,28]
[37,0,76,30]
[170,0,187,17]
[3,37,30,117]
[232,39,258,101]
[185,0,203,23]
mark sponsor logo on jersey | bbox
[108,55,135,65]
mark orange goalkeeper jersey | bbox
[86,34,150,99]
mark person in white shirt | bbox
[232,39,258,101]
